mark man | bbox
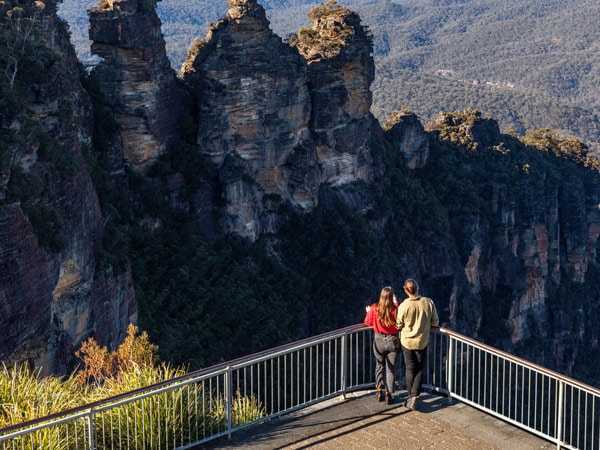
[396,278,439,411]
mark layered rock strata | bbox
[0,2,137,375]
[182,0,317,239]
[428,112,600,373]
[89,0,185,170]
[383,110,429,169]
[292,0,376,185]
[181,0,377,239]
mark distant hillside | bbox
[354,0,600,151]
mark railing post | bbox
[87,410,96,450]
[341,331,348,399]
[556,380,564,450]
[446,334,454,405]
[226,366,233,439]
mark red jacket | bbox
[364,304,399,335]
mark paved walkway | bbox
[200,390,553,449]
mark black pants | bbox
[402,346,427,398]
[373,334,401,394]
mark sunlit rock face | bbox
[181,0,318,240]
[89,0,186,170]
[426,111,600,374]
[292,0,375,187]
[181,0,378,239]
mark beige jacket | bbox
[396,295,439,350]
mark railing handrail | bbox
[441,327,600,396]
[0,324,368,436]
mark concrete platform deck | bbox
[200,390,553,449]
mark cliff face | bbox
[181,0,316,239]
[292,1,376,186]
[424,112,600,373]
[89,0,186,170]
[180,0,375,239]
[0,0,136,375]
[383,110,429,169]
[3,0,600,380]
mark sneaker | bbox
[406,396,416,411]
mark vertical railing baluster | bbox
[87,410,95,450]
[556,380,564,450]
[226,366,232,439]
[446,336,454,404]
[341,331,348,398]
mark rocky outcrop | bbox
[4,0,600,381]
[426,111,600,374]
[0,2,137,375]
[181,0,317,239]
[89,0,186,170]
[181,0,377,239]
[292,0,375,186]
[383,110,429,169]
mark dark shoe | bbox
[376,388,385,402]
[385,392,394,405]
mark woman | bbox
[364,286,400,405]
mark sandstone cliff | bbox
[291,0,376,187]
[180,0,376,239]
[423,111,600,373]
[89,0,186,170]
[2,0,600,383]
[0,0,137,375]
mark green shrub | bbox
[0,363,83,429]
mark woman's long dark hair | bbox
[377,286,396,327]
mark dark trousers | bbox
[402,346,427,398]
[373,334,400,394]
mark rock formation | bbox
[2,0,600,381]
[181,0,376,239]
[0,0,137,375]
[427,111,600,373]
[89,0,186,170]
[292,0,375,185]
[181,0,317,239]
[383,110,429,169]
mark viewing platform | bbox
[2,325,597,449]
[203,391,551,449]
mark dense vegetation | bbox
[58,0,600,152]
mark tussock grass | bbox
[0,327,265,448]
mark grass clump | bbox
[0,324,265,448]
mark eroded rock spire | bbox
[89,0,186,170]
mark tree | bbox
[0,0,46,87]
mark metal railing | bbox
[0,325,374,449]
[433,328,600,450]
[1,325,599,449]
